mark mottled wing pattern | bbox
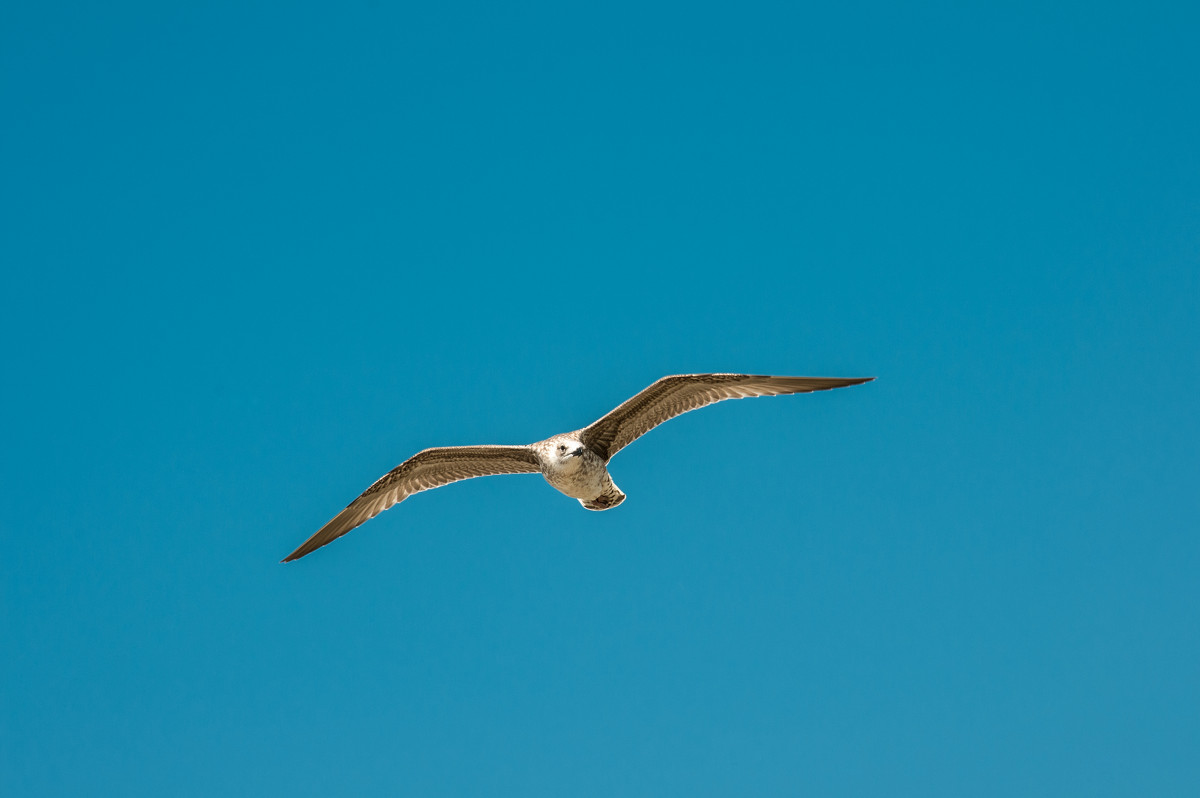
[283,445,541,562]
[580,374,873,460]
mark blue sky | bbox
[2,1,1197,795]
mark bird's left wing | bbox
[580,373,874,460]
[282,445,541,562]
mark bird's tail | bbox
[581,484,626,511]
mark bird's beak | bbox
[570,449,584,457]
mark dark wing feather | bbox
[283,445,541,562]
[580,374,873,460]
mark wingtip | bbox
[820,376,874,388]
[281,531,341,563]
[280,547,307,563]
[812,376,874,391]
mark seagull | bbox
[283,373,873,561]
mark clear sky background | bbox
[2,2,1197,796]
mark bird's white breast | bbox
[541,448,609,500]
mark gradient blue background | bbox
[3,2,1197,795]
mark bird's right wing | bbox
[580,373,873,460]
[283,445,541,562]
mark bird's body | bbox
[283,373,872,562]
[532,434,626,510]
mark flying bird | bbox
[283,373,873,562]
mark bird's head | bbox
[546,437,588,467]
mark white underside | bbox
[543,465,610,500]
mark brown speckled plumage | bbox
[283,373,872,562]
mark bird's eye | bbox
[558,444,566,451]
